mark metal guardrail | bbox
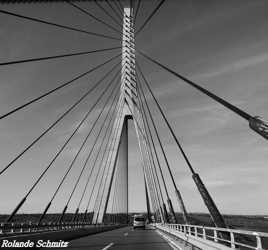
[0,221,100,235]
[156,223,268,250]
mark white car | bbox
[133,214,145,229]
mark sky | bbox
[0,0,268,216]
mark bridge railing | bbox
[156,223,268,250]
[0,221,95,235]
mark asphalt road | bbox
[54,226,175,250]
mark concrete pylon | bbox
[94,4,133,224]
[96,3,165,224]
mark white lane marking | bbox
[124,232,128,236]
[101,242,114,250]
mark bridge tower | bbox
[92,2,136,224]
[92,2,160,224]
[93,1,188,224]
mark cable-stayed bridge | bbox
[0,0,268,249]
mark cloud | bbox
[162,101,241,139]
[196,53,268,79]
[203,180,233,188]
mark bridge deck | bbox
[54,226,176,250]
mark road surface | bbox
[54,226,175,250]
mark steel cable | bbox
[0,9,120,40]
[136,0,166,35]
[0,53,120,120]
[5,62,120,223]
[66,1,122,34]
[0,59,120,178]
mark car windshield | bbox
[135,217,144,221]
